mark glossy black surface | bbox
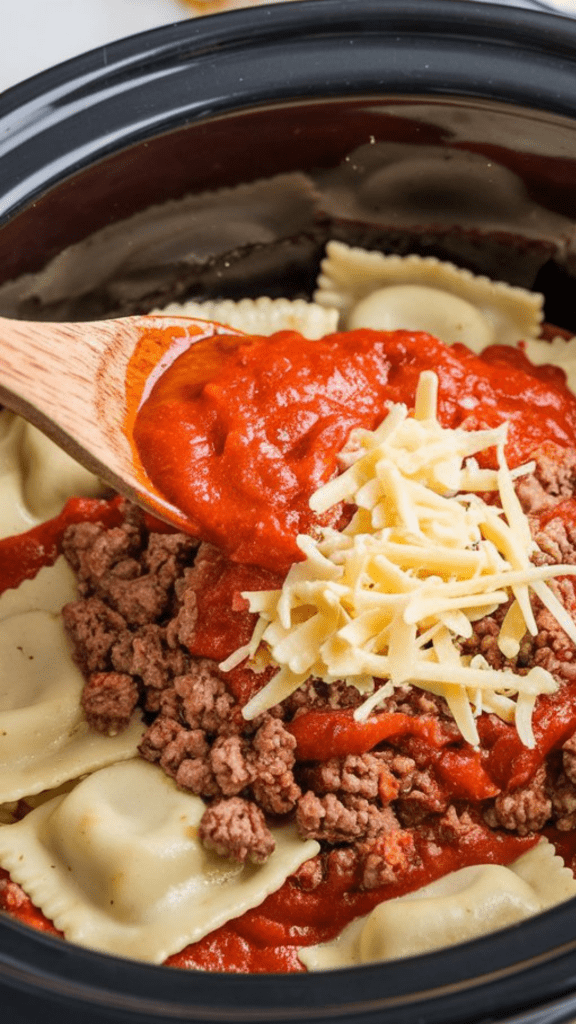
[3,3,576,1022]
[2,0,576,227]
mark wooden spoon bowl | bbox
[0,315,241,533]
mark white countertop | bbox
[0,0,311,94]
[0,0,190,94]
[1,0,575,96]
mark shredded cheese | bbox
[224,372,576,748]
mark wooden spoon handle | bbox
[0,316,135,486]
[0,314,223,532]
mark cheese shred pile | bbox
[222,371,576,748]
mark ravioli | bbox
[153,296,339,339]
[525,333,576,396]
[0,759,319,963]
[0,557,77,619]
[0,410,103,539]
[0,565,144,803]
[314,241,543,350]
[0,173,319,315]
[299,840,576,970]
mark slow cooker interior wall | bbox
[3,95,576,328]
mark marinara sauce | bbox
[2,327,576,971]
[132,328,576,573]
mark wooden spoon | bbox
[0,314,237,532]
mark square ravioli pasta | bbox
[0,423,145,806]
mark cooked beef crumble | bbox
[61,443,576,882]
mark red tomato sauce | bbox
[0,501,555,972]
[166,823,537,972]
[0,496,124,593]
[2,328,576,972]
[132,329,576,573]
[0,501,572,971]
[0,825,536,973]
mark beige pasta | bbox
[152,296,338,339]
[0,760,319,963]
[314,241,543,349]
[299,840,576,970]
[0,564,145,803]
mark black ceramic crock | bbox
[3,2,576,1022]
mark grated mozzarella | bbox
[230,371,576,747]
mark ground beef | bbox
[295,791,399,844]
[378,752,419,796]
[484,765,552,836]
[460,579,576,687]
[80,672,139,735]
[302,753,400,803]
[199,797,275,864]
[296,791,367,843]
[292,856,324,891]
[210,735,254,796]
[139,716,184,763]
[171,546,216,650]
[516,443,576,515]
[563,732,576,785]
[459,609,508,672]
[103,623,192,715]
[62,597,128,675]
[139,715,217,796]
[131,626,190,699]
[64,513,197,627]
[140,687,301,816]
[287,680,450,722]
[395,767,450,826]
[105,574,173,627]
[533,516,576,566]
[437,805,493,845]
[357,829,417,889]
[542,732,576,830]
[285,678,366,716]
[291,819,417,891]
[550,770,576,831]
[60,485,576,879]
[516,474,552,516]
[251,717,301,815]
[533,584,576,684]
[144,532,198,587]
[387,686,448,719]
[175,757,220,799]
[63,515,198,725]
[325,846,358,880]
[62,519,141,590]
[63,513,197,675]
[0,873,34,913]
[172,663,238,734]
[165,729,210,780]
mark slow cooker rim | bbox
[3,0,576,226]
[3,895,576,1024]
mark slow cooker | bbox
[3,2,576,1021]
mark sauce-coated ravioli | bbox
[0,760,318,963]
[300,840,576,969]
